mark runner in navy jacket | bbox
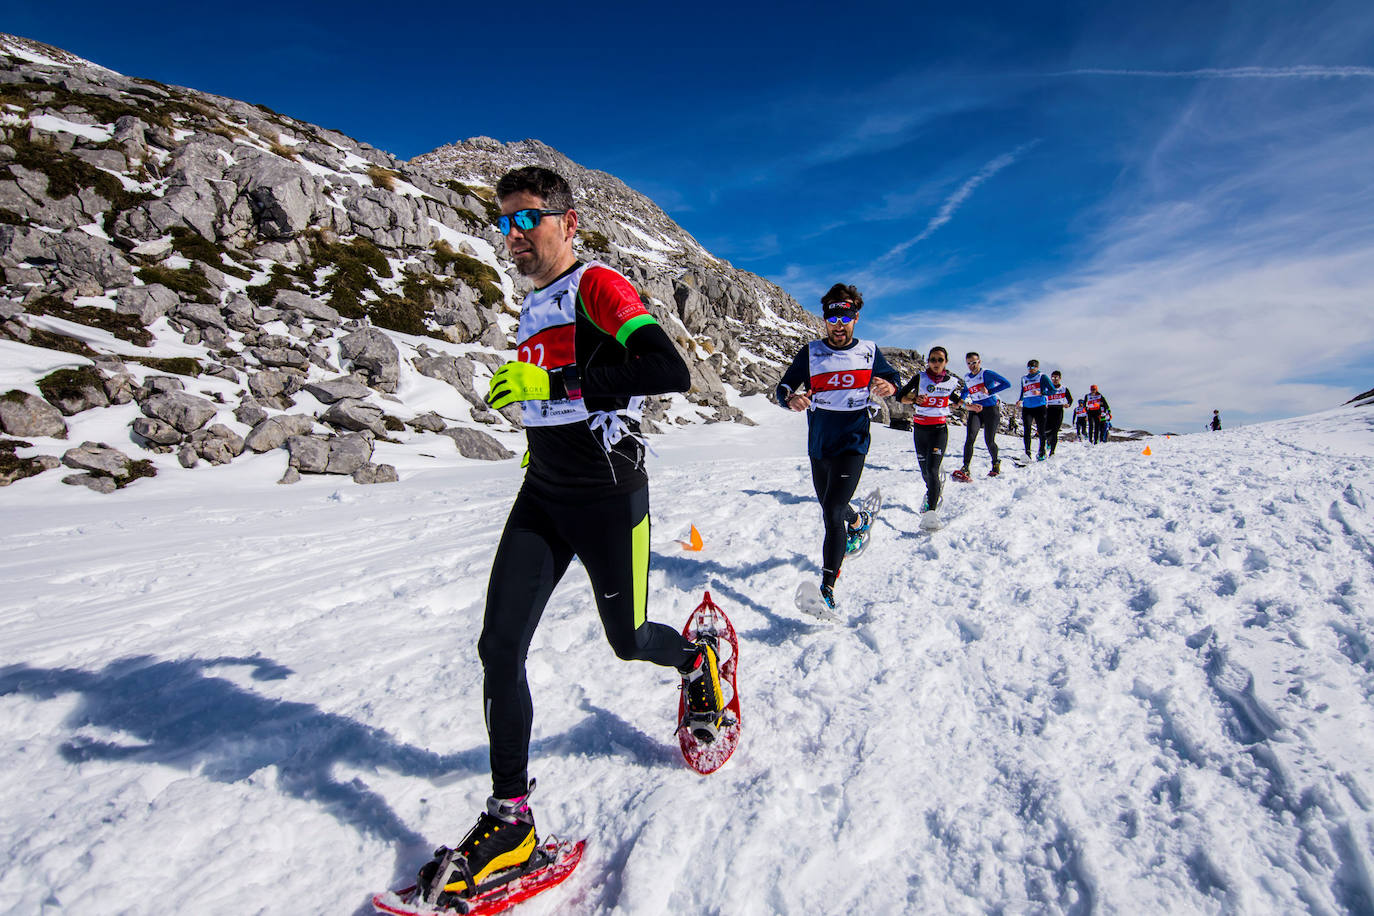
[776,284,900,609]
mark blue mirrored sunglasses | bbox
[496,208,568,235]
[826,315,855,325]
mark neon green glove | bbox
[485,361,550,410]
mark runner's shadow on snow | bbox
[0,655,482,891]
[534,698,679,770]
[651,551,830,645]
[652,550,819,611]
[740,488,813,507]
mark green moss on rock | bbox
[28,296,154,347]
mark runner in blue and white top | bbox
[953,351,1011,481]
[1084,384,1111,444]
[776,284,901,609]
[1016,359,1054,461]
[1044,370,1073,457]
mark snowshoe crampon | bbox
[372,838,585,916]
[677,591,741,774]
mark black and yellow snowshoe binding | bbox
[416,784,541,907]
[679,636,726,744]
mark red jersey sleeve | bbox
[578,265,657,345]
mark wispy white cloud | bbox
[871,245,1374,433]
[864,54,1374,431]
[1059,65,1374,79]
[877,142,1039,264]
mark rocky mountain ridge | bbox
[0,33,899,493]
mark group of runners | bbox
[427,165,1119,898]
[775,289,1114,610]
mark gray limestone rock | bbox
[285,433,373,474]
[139,376,186,397]
[174,303,227,332]
[413,353,486,410]
[304,376,373,404]
[62,472,118,494]
[0,453,59,486]
[233,401,269,427]
[131,417,183,447]
[250,346,310,371]
[0,390,68,438]
[116,284,179,325]
[351,462,399,485]
[50,229,136,288]
[189,424,245,465]
[233,156,321,238]
[61,441,133,477]
[440,427,517,460]
[248,370,290,400]
[339,328,400,392]
[243,414,316,452]
[100,368,137,406]
[273,289,341,323]
[320,399,385,434]
[140,391,219,433]
[407,411,448,432]
[277,466,301,485]
[43,370,110,416]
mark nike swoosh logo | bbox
[604,591,620,599]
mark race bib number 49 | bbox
[810,369,872,392]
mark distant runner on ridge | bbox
[1085,384,1110,444]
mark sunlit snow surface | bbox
[3,404,1374,914]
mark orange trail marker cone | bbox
[1142,446,1152,456]
[679,524,704,551]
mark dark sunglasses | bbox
[496,208,568,235]
[928,356,947,363]
[825,315,855,325]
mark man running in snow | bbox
[897,346,965,514]
[1044,370,1072,457]
[1016,359,1053,461]
[1085,384,1110,444]
[1210,410,1222,431]
[1073,399,1088,440]
[447,166,724,896]
[952,351,1010,481]
[776,285,901,611]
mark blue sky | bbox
[8,1,1374,431]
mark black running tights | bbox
[810,454,864,590]
[1021,405,1047,456]
[913,423,949,511]
[480,483,695,798]
[961,402,1000,468]
[1046,406,1064,454]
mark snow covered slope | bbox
[2,404,1374,914]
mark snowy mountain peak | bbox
[0,33,828,494]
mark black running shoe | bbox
[419,788,537,902]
